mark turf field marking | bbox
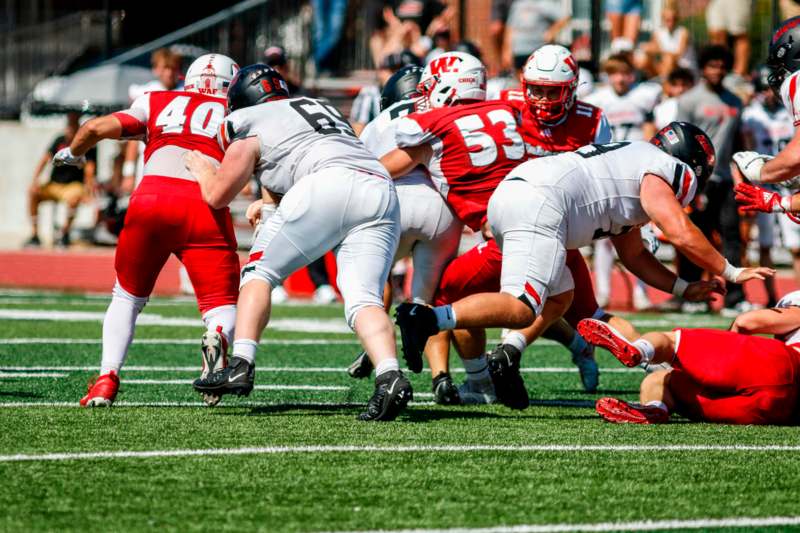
[334,516,800,533]
[3,444,800,463]
[0,365,637,374]
[0,400,436,408]
[0,372,67,378]
[120,379,349,391]
[0,338,362,345]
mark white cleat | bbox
[313,284,338,304]
[200,329,228,407]
[458,377,497,405]
[271,285,289,304]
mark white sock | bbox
[100,282,148,375]
[375,358,399,377]
[433,305,457,330]
[645,400,668,412]
[202,305,236,347]
[503,330,527,353]
[462,355,490,381]
[232,339,258,365]
[568,333,589,355]
[633,338,656,364]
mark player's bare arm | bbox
[730,306,800,336]
[640,173,775,283]
[69,115,123,156]
[380,144,432,178]
[736,128,800,185]
[184,136,259,209]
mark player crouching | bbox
[579,290,800,425]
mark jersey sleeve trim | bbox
[112,111,146,139]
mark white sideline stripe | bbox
[334,516,800,533]
[2,444,800,463]
[0,365,636,374]
[120,379,348,391]
[0,338,361,345]
[0,372,67,378]
[0,310,352,334]
[0,400,436,408]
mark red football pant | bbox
[670,328,800,425]
[434,240,598,326]
[115,176,240,314]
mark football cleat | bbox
[458,377,497,405]
[432,372,462,405]
[394,302,439,373]
[80,371,120,407]
[595,397,670,424]
[346,350,374,379]
[358,370,413,421]
[486,344,529,410]
[192,356,254,398]
[577,319,642,367]
[199,327,228,406]
[571,341,599,393]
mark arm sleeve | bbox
[395,115,436,148]
[649,156,697,208]
[112,93,150,139]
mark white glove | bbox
[732,151,773,183]
[52,147,86,168]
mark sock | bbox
[568,333,589,356]
[503,330,527,354]
[374,358,399,377]
[433,305,457,330]
[100,283,148,375]
[632,338,656,364]
[202,305,236,347]
[645,400,668,413]
[462,355,490,381]
[232,339,258,365]
[594,240,613,300]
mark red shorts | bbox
[115,176,240,314]
[434,241,599,326]
[670,328,800,425]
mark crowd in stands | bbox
[23,0,800,312]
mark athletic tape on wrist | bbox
[671,277,688,297]
[722,260,745,283]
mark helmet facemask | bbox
[523,79,576,123]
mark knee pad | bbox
[112,281,148,313]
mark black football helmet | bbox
[767,17,800,96]
[380,65,424,111]
[227,63,290,112]
[453,41,482,62]
[650,121,716,186]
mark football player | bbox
[579,290,800,425]
[396,122,774,410]
[52,54,241,407]
[185,64,411,422]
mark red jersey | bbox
[113,90,227,180]
[395,100,525,230]
[500,89,610,158]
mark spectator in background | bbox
[706,0,752,78]
[264,45,302,94]
[606,0,643,52]
[653,67,695,128]
[26,112,97,248]
[350,49,420,135]
[740,66,795,306]
[371,0,450,64]
[489,0,513,74]
[642,0,695,78]
[676,45,746,315]
[782,0,800,19]
[503,0,571,74]
[312,0,349,75]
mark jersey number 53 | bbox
[454,109,525,167]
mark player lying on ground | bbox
[185,64,411,422]
[395,122,775,410]
[578,290,800,425]
[53,54,241,407]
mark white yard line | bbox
[0,365,637,374]
[120,379,348,391]
[0,338,361,345]
[1,444,800,463]
[331,516,800,533]
[0,372,67,378]
[0,400,436,409]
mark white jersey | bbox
[742,99,794,156]
[507,141,696,249]
[779,71,800,127]
[223,96,388,195]
[775,290,800,345]
[584,82,661,141]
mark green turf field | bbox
[1,290,799,532]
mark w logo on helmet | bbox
[429,56,461,75]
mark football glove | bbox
[52,147,86,168]
[732,151,772,183]
[734,182,800,224]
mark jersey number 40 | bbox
[154,96,226,138]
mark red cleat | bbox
[79,371,120,407]
[577,318,642,367]
[596,397,669,424]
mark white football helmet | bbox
[184,53,240,97]
[522,45,579,123]
[418,51,486,109]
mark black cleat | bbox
[432,372,461,405]
[486,344,529,410]
[192,356,254,398]
[358,370,413,421]
[347,351,373,379]
[394,302,439,373]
